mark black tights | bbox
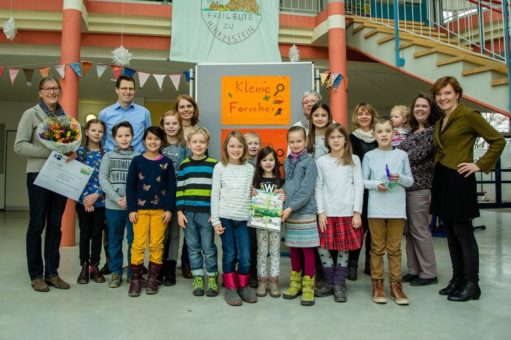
[443,220,479,281]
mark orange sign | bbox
[221,128,288,167]
[221,76,291,125]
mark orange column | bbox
[327,0,348,127]
[59,0,83,247]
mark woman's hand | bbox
[457,162,480,177]
[318,213,327,233]
[281,207,293,222]
[177,211,187,229]
[161,211,172,224]
[214,224,225,235]
[129,212,138,224]
[353,212,362,229]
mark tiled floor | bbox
[0,210,510,340]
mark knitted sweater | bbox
[210,162,254,226]
[176,156,217,214]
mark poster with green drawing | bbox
[249,189,283,231]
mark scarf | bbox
[38,99,65,117]
[290,149,306,162]
[352,128,375,143]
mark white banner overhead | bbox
[170,0,281,63]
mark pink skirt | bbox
[319,216,363,251]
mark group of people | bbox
[14,74,505,307]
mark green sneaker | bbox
[109,273,121,288]
[206,274,219,297]
[192,276,205,296]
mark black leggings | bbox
[443,220,479,281]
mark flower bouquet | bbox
[37,116,82,154]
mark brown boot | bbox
[146,262,162,295]
[256,277,268,297]
[268,277,281,298]
[90,264,105,283]
[181,262,193,279]
[128,264,144,297]
[372,279,386,304]
[390,281,409,305]
[77,263,89,284]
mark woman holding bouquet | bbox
[14,76,77,292]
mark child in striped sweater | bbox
[176,127,219,297]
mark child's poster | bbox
[249,189,283,231]
[221,75,291,125]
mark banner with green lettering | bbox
[170,0,281,63]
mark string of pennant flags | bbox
[0,61,192,91]
[319,71,348,92]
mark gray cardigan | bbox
[14,104,54,173]
[283,152,318,216]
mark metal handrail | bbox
[345,0,509,63]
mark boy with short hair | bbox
[176,127,219,296]
[244,131,261,167]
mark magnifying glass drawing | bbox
[274,83,285,96]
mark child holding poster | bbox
[211,131,256,306]
[282,126,319,306]
[314,123,364,303]
[252,146,284,298]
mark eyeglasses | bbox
[40,87,61,93]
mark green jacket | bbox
[433,104,505,174]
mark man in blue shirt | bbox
[99,75,151,153]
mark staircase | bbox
[346,16,509,115]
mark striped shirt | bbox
[211,162,255,226]
[176,156,217,213]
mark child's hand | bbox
[214,224,225,235]
[177,211,187,229]
[129,212,138,224]
[318,213,327,232]
[281,207,293,222]
[389,173,400,182]
[64,151,78,163]
[117,197,127,209]
[251,188,257,197]
[275,189,287,201]
[376,183,388,192]
[162,211,172,224]
[83,193,100,207]
[84,204,95,213]
[353,212,362,229]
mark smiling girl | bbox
[306,102,333,160]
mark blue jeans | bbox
[219,218,251,274]
[26,173,67,280]
[106,209,133,276]
[183,212,218,276]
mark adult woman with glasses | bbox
[14,76,73,292]
[430,76,505,301]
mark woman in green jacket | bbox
[430,76,505,302]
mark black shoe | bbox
[402,273,419,283]
[99,262,111,275]
[347,266,357,281]
[439,277,464,296]
[410,277,438,286]
[164,260,177,286]
[447,281,481,302]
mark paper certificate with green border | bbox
[249,189,283,231]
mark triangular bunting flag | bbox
[96,64,108,79]
[319,72,329,86]
[153,74,166,92]
[169,74,181,91]
[0,66,4,78]
[82,61,93,77]
[183,70,191,82]
[39,67,51,78]
[123,67,137,78]
[111,65,122,80]
[23,69,34,86]
[9,68,20,85]
[69,62,82,77]
[332,74,343,91]
[137,72,150,88]
[328,73,338,89]
[55,64,66,79]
